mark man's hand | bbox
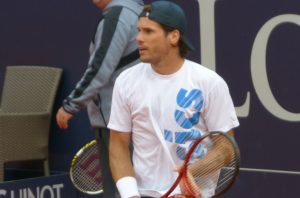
[56,107,73,129]
[175,166,201,198]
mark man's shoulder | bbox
[106,0,143,18]
[117,62,147,79]
[114,62,147,87]
[121,62,146,75]
[105,6,123,20]
[184,59,224,81]
[185,59,214,74]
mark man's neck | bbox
[151,55,185,75]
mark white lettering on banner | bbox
[197,0,250,118]
[40,185,54,198]
[51,184,63,198]
[0,189,7,196]
[251,14,300,121]
[198,0,217,71]
[197,1,300,121]
[0,184,63,198]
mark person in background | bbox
[56,0,144,197]
[108,1,239,197]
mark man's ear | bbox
[168,29,181,47]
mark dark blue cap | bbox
[140,1,195,51]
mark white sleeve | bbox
[108,76,132,132]
[204,78,239,132]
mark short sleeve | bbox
[203,78,239,132]
[108,76,132,132]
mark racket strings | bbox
[71,142,103,193]
[215,156,240,193]
[185,134,239,196]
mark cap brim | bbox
[182,35,195,51]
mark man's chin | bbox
[139,57,150,63]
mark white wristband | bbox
[116,176,139,198]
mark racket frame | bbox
[162,131,240,198]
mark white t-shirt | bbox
[108,59,239,197]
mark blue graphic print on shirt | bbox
[175,89,203,129]
[164,88,205,160]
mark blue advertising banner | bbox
[0,173,106,198]
[0,174,77,198]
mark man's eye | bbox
[145,29,153,34]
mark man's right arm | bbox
[109,129,134,180]
[109,129,140,198]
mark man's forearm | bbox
[189,131,235,175]
[109,138,134,181]
[109,131,140,198]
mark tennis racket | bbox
[162,131,240,198]
[70,139,103,194]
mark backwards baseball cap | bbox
[139,1,195,51]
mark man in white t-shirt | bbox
[108,1,240,198]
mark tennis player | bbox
[108,1,240,198]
